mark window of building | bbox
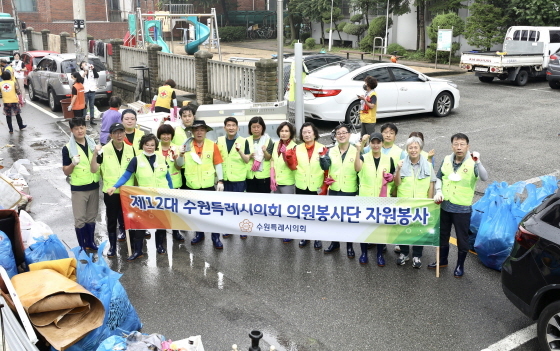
[15,0,37,12]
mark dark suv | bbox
[547,48,560,89]
[281,53,344,93]
[502,188,560,351]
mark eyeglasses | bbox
[335,132,349,136]
[452,143,467,147]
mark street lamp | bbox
[328,0,334,51]
[384,0,389,54]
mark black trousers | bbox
[295,187,317,195]
[6,114,24,131]
[401,245,424,257]
[155,106,170,113]
[103,192,122,233]
[246,177,271,193]
[440,209,470,253]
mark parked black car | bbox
[502,188,560,351]
[280,53,344,93]
[546,48,560,89]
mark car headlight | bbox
[447,82,458,89]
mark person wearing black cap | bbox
[354,132,395,266]
[90,122,136,258]
[176,120,225,249]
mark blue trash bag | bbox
[95,334,126,351]
[24,234,69,266]
[470,182,499,235]
[57,243,142,351]
[474,195,518,271]
[511,183,541,224]
[536,176,559,203]
[0,231,18,278]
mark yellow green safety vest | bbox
[294,142,325,191]
[155,85,173,109]
[172,125,192,146]
[441,155,477,206]
[397,162,433,199]
[217,136,247,182]
[329,144,358,193]
[0,80,18,103]
[135,153,169,188]
[385,144,404,165]
[127,129,145,152]
[66,142,100,186]
[157,143,182,189]
[246,135,271,179]
[183,139,216,189]
[272,140,297,186]
[100,142,135,193]
[358,153,392,197]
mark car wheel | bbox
[537,300,560,351]
[478,76,494,83]
[48,89,61,112]
[515,69,529,86]
[344,100,361,128]
[28,82,38,101]
[549,80,560,89]
[433,92,454,117]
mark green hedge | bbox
[219,26,246,42]
[387,43,407,56]
[305,38,316,49]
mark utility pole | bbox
[73,0,88,64]
[9,0,26,52]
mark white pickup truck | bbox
[460,26,560,86]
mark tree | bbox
[359,16,393,51]
[464,1,507,50]
[510,0,560,26]
[296,0,339,45]
[426,13,465,62]
[322,7,345,42]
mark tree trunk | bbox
[335,21,343,41]
[418,2,426,52]
[365,5,369,26]
[320,21,325,45]
[289,13,296,41]
[220,0,230,26]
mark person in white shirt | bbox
[80,61,99,125]
[11,53,26,102]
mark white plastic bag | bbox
[19,210,34,249]
[28,221,54,248]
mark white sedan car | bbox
[292,61,460,126]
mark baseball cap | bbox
[109,123,125,133]
[369,132,383,142]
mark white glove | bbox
[216,182,224,191]
[471,151,480,163]
[434,191,444,204]
[67,105,72,111]
[179,144,186,154]
[72,155,80,165]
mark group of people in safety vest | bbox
[62,102,488,278]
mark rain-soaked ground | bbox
[2,73,556,350]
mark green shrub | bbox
[343,23,366,36]
[305,37,316,49]
[387,43,407,56]
[350,14,363,23]
[219,26,246,42]
[424,43,460,63]
[337,22,348,32]
[359,17,393,52]
[404,50,426,61]
[300,32,312,42]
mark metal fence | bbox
[163,4,194,14]
[30,32,42,50]
[120,46,149,76]
[208,60,256,102]
[158,51,196,92]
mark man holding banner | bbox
[429,133,488,277]
[176,120,225,249]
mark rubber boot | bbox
[211,233,223,249]
[127,231,144,261]
[117,227,126,242]
[84,222,98,251]
[172,230,185,241]
[155,230,167,254]
[359,243,368,264]
[299,240,308,248]
[107,232,117,257]
[428,245,450,269]
[240,235,248,239]
[314,240,322,250]
[347,243,355,258]
[144,230,151,239]
[16,114,26,130]
[324,241,340,254]
[223,234,232,238]
[454,251,468,278]
[282,238,293,243]
[74,227,87,251]
[376,244,386,267]
[191,232,205,245]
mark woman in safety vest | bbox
[121,109,145,152]
[151,79,178,121]
[157,123,186,242]
[90,122,135,258]
[321,124,359,257]
[107,134,173,260]
[289,122,328,250]
[245,116,274,194]
[0,70,26,133]
[394,136,436,269]
[354,132,395,267]
[270,121,298,243]
[69,71,86,118]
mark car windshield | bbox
[311,61,367,80]
[32,57,43,65]
[61,58,106,73]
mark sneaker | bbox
[394,245,401,253]
[396,253,409,265]
[412,257,422,269]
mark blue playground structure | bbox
[184,16,210,55]
[144,20,171,53]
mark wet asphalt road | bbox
[1,73,557,350]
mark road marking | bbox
[491,84,554,93]
[26,100,63,119]
[523,169,560,185]
[319,132,332,137]
[480,323,536,351]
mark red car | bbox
[21,50,57,85]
